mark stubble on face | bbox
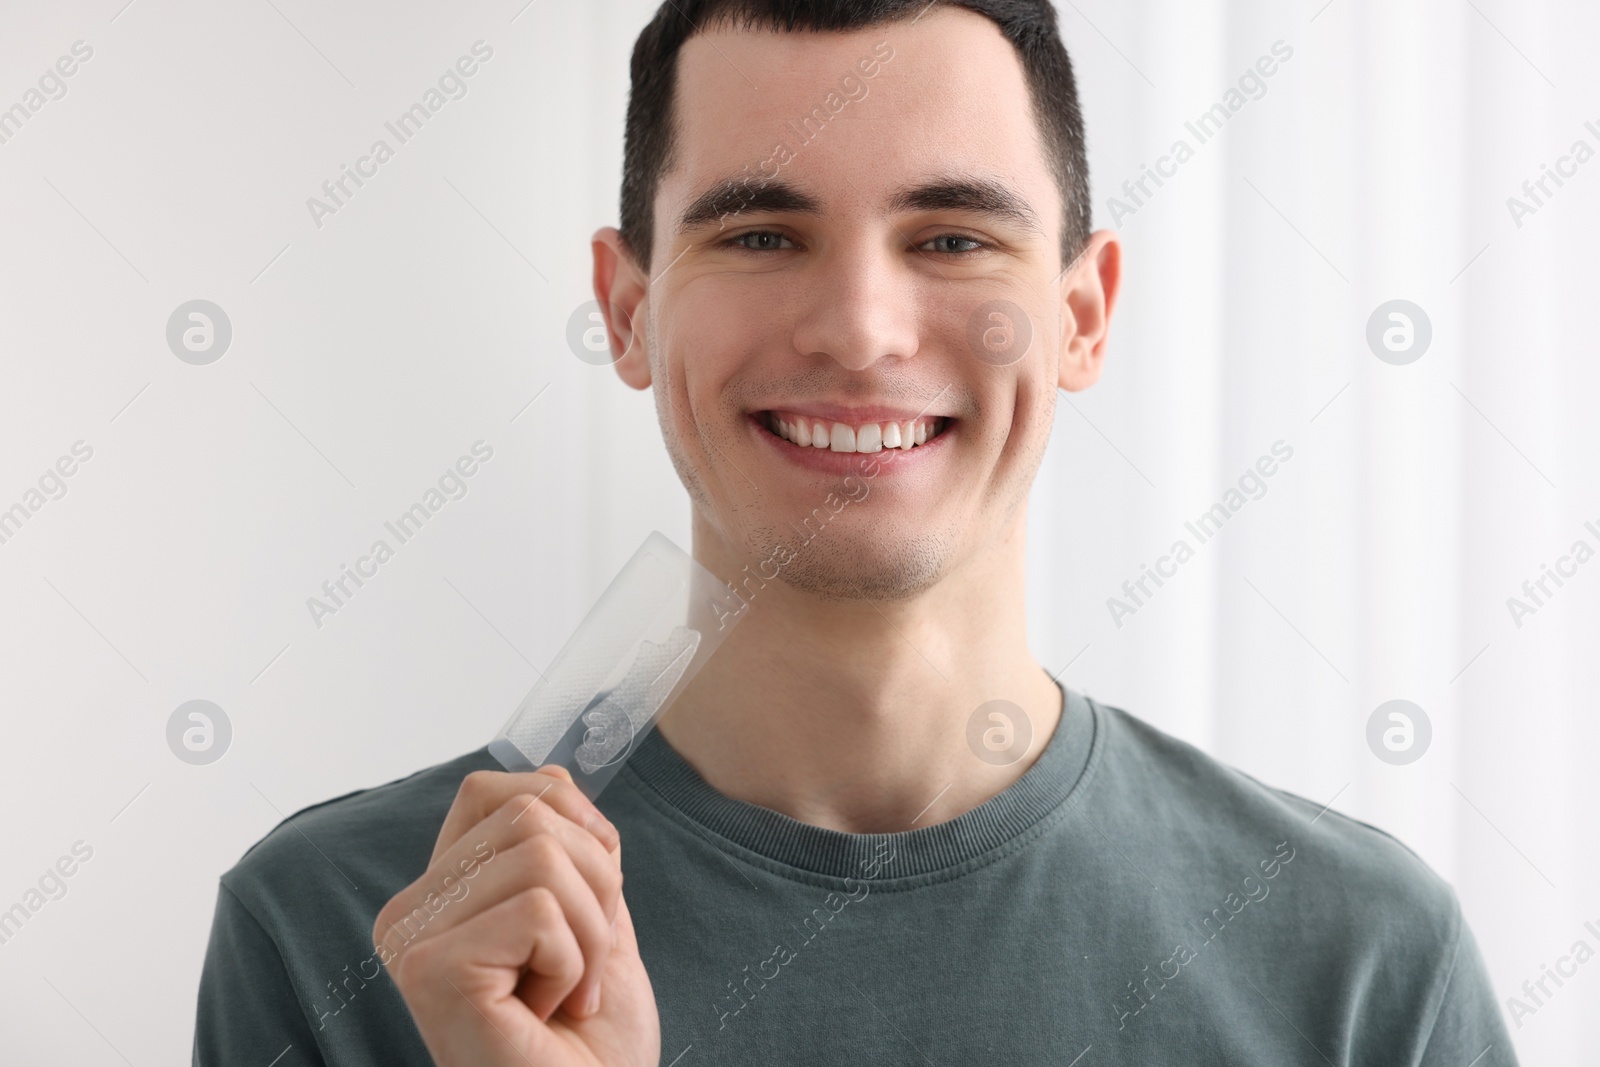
[653,376,962,603]
[638,8,1070,608]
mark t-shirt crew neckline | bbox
[618,679,1100,883]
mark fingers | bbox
[431,767,620,868]
[409,798,621,1010]
[610,881,640,957]
[392,884,587,1053]
[489,790,624,923]
[377,790,624,1019]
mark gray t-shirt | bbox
[193,685,1517,1065]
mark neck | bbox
[656,509,1062,834]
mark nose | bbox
[789,238,921,371]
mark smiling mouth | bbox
[760,410,951,453]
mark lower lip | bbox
[746,414,955,476]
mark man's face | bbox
[613,7,1103,602]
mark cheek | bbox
[659,287,770,381]
[971,362,1048,446]
[658,292,783,430]
[974,376,1054,503]
[1017,383,1056,458]
[648,322,747,507]
[1006,315,1062,443]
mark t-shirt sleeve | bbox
[1417,895,1519,1067]
[193,880,325,1067]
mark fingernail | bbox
[585,983,601,1015]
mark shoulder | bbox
[1086,696,1463,948]
[220,746,503,929]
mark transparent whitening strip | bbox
[488,530,746,800]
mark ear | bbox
[592,227,651,389]
[1057,229,1122,393]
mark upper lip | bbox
[753,403,953,424]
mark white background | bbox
[1,0,1595,1062]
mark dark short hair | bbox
[619,0,1092,274]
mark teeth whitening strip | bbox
[488,531,746,800]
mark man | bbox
[194,2,1517,1064]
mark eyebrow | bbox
[675,178,820,234]
[673,174,1045,238]
[885,177,1045,237]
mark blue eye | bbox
[924,234,983,254]
[724,230,793,251]
[720,230,986,254]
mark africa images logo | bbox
[1112,841,1295,1030]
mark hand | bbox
[373,766,660,1066]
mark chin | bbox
[754,523,955,603]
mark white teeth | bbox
[769,413,944,452]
